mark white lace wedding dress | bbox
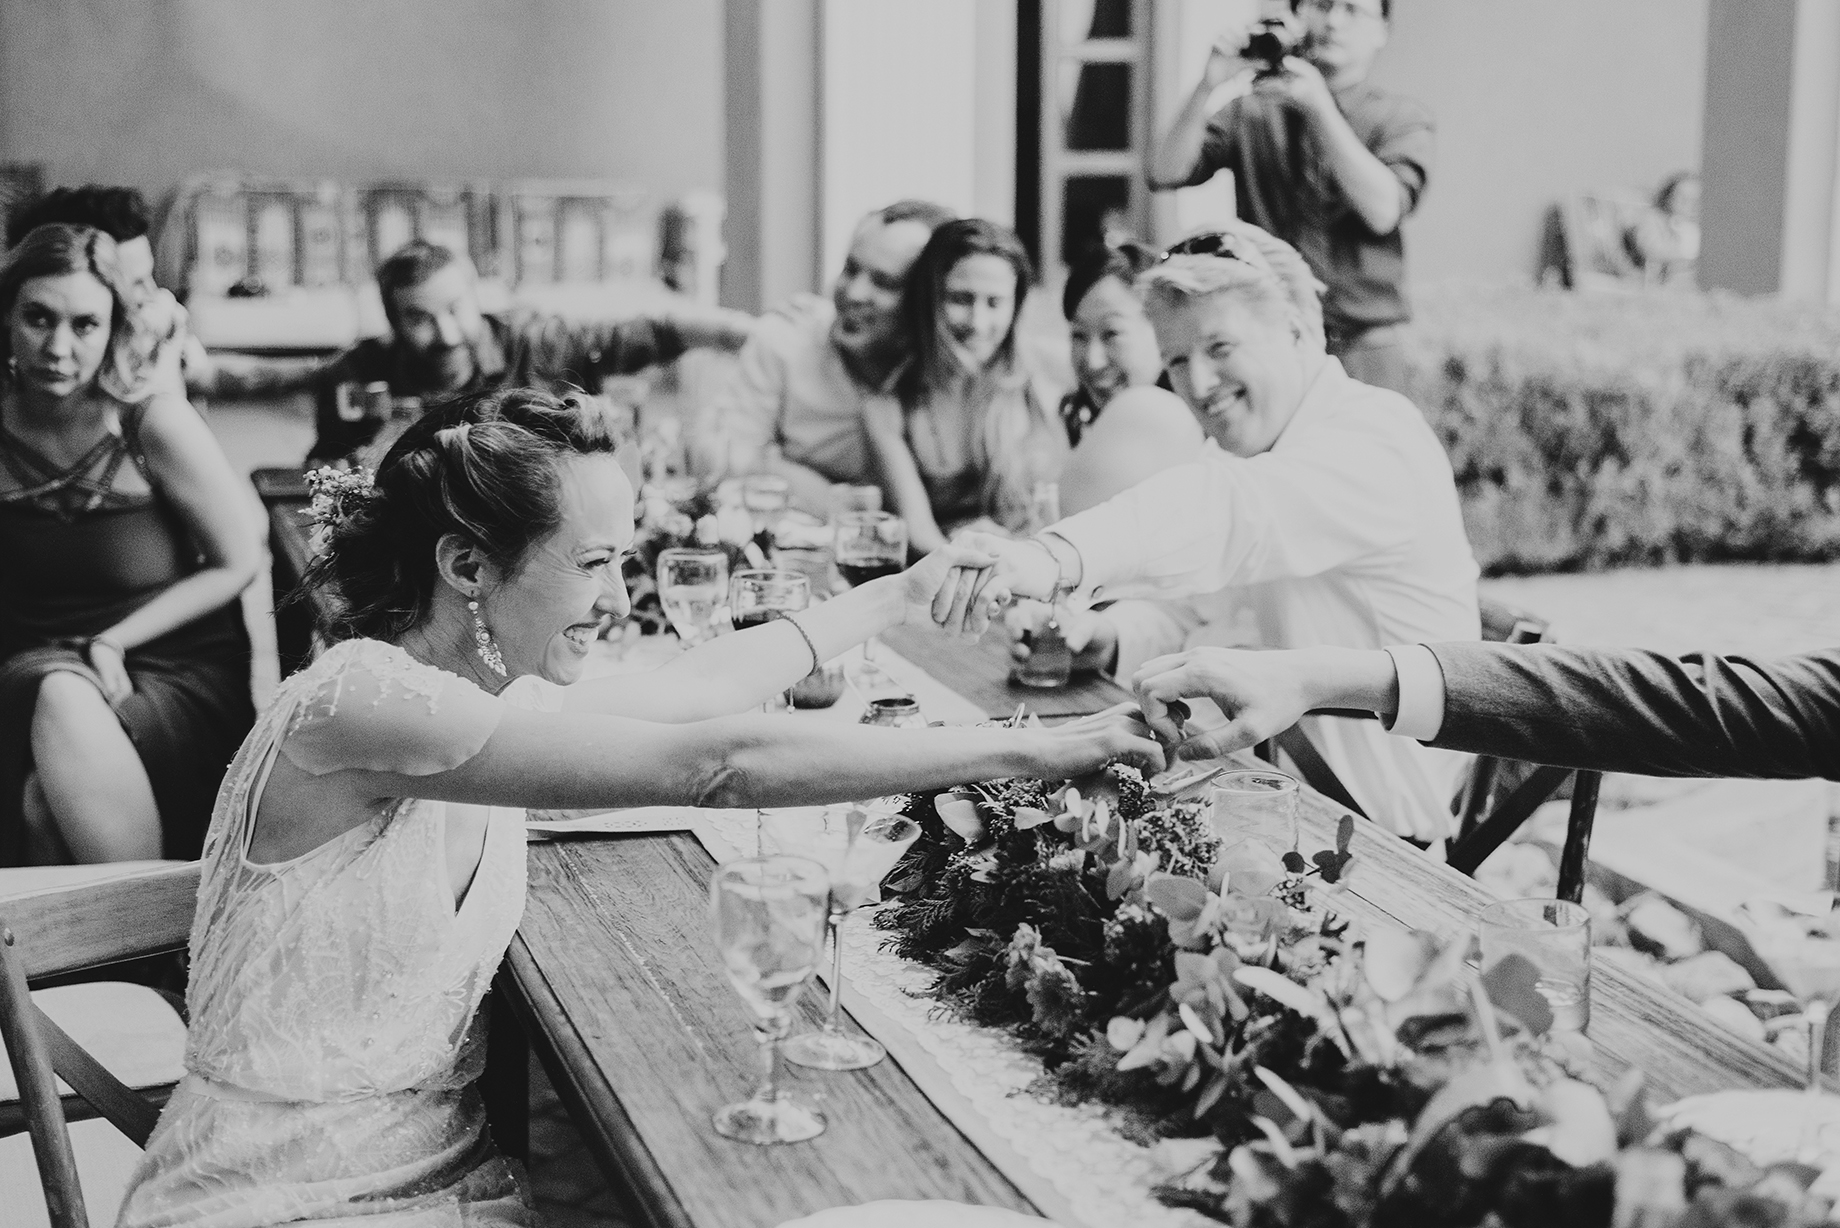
[116,639,543,1227]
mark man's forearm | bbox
[1149,79,1223,190]
[666,305,757,352]
[765,452,842,517]
[1308,103,1406,234]
[1425,643,1840,780]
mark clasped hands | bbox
[914,534,1316,763]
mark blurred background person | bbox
[0,224,262,865]
[308,239,756,464]
[1148,0,1431,394]
[1626,171,1701,288]
[703,199,954,513]
[865,218,1068,553]
[1054,239,1203,517]
[5,184,321,403]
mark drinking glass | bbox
[761,806,923,1069]
[743,474,792,539]
[709,856,832,1144]
[1772,935,1840,1157]
[1209,769,1300,847]
[1478,898,1592,1034]
[835,511,907,681]
[657,548,730,648]
[833,484,883,517]
[731,570,811,712]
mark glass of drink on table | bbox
[835,511,906,680]
[708,856,832,1144]
[1478,898,1592,1033]
[742,473,792,540]
[1770,931,1840,1157]
[1209,769,1301,848]
[657,547,730,648]
[761,805,923,1070]
[730,570,811,711]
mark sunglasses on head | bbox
[1158,230,1255,264]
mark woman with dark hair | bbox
[116,385,1162,1226]
[0,223,260,866]
[865,218,1069,552]
[1055,241,1203,517]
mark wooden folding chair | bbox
[0,863,199,1228]
[1256,598,1602,903]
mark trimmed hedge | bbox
[1402,284,1840,574]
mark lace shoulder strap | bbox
[279,639,506,778]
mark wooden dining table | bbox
[258,491,1807,1228]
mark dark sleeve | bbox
[1368,94,1435,215]
[306,348,381,465]
[519,314,689,382]
[1176,101,1242,188]
[1424,642,1840,780]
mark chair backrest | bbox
[0,863,200,1228]
[1267,599,1601,902]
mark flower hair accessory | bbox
[304,464,377,557]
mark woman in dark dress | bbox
[0,223,262,864]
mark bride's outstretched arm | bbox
[561,543,993,722]
[357,702,1165,812]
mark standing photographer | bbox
[1148,0,1431,394]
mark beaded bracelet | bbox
[782,613,822,676]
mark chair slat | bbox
[0,926,89,1228]
[2,864,199,981]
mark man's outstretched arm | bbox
[1423,642,1840,780]
[1131,643,1840,782]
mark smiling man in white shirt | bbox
[942,223,1480,840]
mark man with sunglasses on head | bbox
[1149,0,1429,394]
[930,223,1480,842]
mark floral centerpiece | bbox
[874,766,1835,1226]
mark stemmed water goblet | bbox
[657,547,730,648]
[708,855,831,1144]
[742,473,791,541]
[761,805,923,1069]
[835,511,906,686]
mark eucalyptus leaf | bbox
[1146,873,1210,921]
[1281,850,1308,874]
[1336,813,1355,855]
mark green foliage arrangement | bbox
[876,764,1835,1225]
[1403,285,1840,574]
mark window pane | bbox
[1061,175,1131,267]
[1062,62,1131,151]
[1058,0,1131,41]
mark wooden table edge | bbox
[502,933,695,1228]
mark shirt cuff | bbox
[1382,644,1446,742]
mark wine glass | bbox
[731,570,811,718]
[761,805,923,1069]
[1775,935,1840,1160]
[657,548,730,648]
[835,511,907,684]
[743,474,792,540]
[709,856,832,1144]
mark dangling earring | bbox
[468,599,507,677]
[4,356,15,383]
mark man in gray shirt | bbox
[706,199,954,513]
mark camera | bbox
[1241,14,1301,75]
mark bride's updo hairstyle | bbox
[302,386,624,642]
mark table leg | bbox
[485,976,530,1162]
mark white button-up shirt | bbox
[1051,358,1481,840]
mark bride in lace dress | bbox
[114,386,1164,1227]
